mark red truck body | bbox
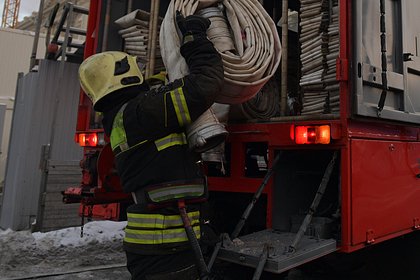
[65,0,420,270]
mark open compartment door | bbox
[353,0,420,124]
[402,1,420,117]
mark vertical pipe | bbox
[280,0,288,116]
[127,0,133,13]
[101,0,112,52]
[146,0,156,78]
[96,0,112,127]
[29,0,45,71]
[147,0,160,78]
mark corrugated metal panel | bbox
[0,60,83,230]
[0,28,46,187]
[41,160,81,232]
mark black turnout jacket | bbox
[102,36,224,194]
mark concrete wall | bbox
[0,28,46,190]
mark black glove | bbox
[176,11,211,43]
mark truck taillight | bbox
[291,125,331,144]
[76,133,104,147]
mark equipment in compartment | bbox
[115,10,165,74]
[300,0,339,115]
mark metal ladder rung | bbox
[72,5,89,15]
[57,40,84,49]
[61,27,86,36]
[65,52,83,58]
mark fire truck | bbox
[62,0,420,277]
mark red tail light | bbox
[291,125,331,144]
[76,133,104,147]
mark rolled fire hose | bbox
[200,103,230,173]
[229,77,280,121]
[160,0,281,154]
[160,0,282,104]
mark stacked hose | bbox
[300,0,339,115]
[229,77,280,120]
[160,0,282,105]
[115,10,165,73]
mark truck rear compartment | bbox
[79,0,420,275]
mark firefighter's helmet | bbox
[79,51,144,111]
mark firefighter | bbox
[78,13,224,280]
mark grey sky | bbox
[0,0,41,21]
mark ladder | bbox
[48,2,88,63]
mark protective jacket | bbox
[101,33,223,265]
[102,37,223,194]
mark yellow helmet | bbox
[79,51,144,111]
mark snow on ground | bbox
[0,221,128,279]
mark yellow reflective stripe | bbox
[164,92,168,127]
[124,225,201,244]
[170,87,191,127]
[148,184,204,203]
[128,220,200,229]
[127,211,199,221]
[110,104,128,151]
[177,87,191,123]
[127,212,200,229]
[110,103,149,157]
[154,133,187,151]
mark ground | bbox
[0,221,130,280]
[1,222,420,280]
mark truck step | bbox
[217,229,337,274]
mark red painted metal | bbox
[350,139,420,246]
[348,120,419,141]
[76,0,99,132]
[97,143,126,194]
[84,0,98,60]
[336,58,349,82]
[65,1,132,218]
[338,0,352,253]
[79,203,120,220]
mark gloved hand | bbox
[176,11,211,43]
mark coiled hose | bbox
[160,0,282,104]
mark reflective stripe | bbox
[147,184,205,203]
[170,87,191,127]
[127,211,200,229]
[124,225,200,244]
[110,102,188,156]
[110,103,129,152]
[154,133,187,151]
